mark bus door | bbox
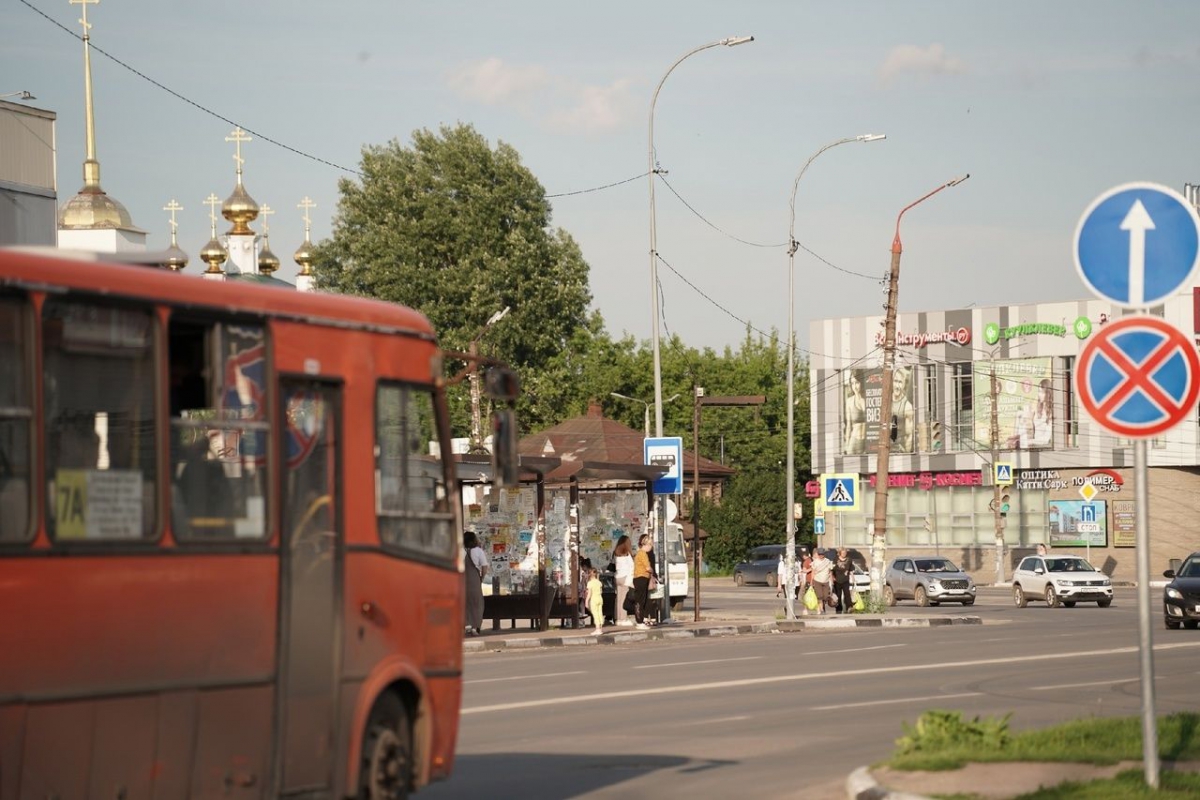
[278,381,343,794]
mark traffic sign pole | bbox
[1134,439,1159,789]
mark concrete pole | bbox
[870,244,902,601]
[990,367,1006,584]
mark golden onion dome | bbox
[58,186,141,230]
[258,240,280,275]
[163,243,189,271]
[199,236,228,274]
[293,239,314,275]
[222,181,259,234]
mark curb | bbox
[846,766,932,800]
[462,616,981,652]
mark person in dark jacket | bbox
[832,547,854,614]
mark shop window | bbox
[168,319,269,540]
[376,383,454,562]
[0,297,33,542]
[951,363,973,452]
[1062,357,1078,448]
[43,300,157,541]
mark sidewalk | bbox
[462,613,981,653]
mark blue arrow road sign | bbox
[644,436,683,495]
[814,518,826,535]
[1081,504,1097,523]
[1075,182,1200,308]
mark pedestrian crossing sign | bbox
[820,473,860,512]
[994,462,1014,486]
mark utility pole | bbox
[691,390,765,622]
[870,175,970,601]
[468,307,510,453]
[989,366,1006,584]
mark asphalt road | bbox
[425,585,1200,800]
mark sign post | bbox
[645,436,683,624]
[1073,181,1200,789]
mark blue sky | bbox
[4,0,1198,351]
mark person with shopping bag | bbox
[809,549,833,615]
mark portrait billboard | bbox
[842,366,915,455]
[974,358,1054,449]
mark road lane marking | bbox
[702,715,750,724]
[812,692,982,711]
[460,641,1200,715]
[466,670,585,684]
[634,656,762,670]
[1030,678,1137,691]
[804,644,906,656]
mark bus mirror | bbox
[491,409,520,487]
[484,367,520,403]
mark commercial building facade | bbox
[809,290,1200,583]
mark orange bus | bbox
[0,248,504,799]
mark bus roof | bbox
[0,248,435,340]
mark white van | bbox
[665,522,690,610]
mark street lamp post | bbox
[870,175,970,602]
[783,133,885,620]
[468,307,510,453]
[648,34,754,440]
[647,35,752,623]
[611,392,680,438]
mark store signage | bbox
[874,327,972,349]
[867,471,984,491]
[982,318,1093,346]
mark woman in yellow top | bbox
[632,533,655,630]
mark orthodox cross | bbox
[163,199,183,244]
[225,126,252,177]
[298,196,316,235]
[204,193,221,236]
[70,0,98,40]
[259,204,274,236]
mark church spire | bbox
[294,196,316,292]
[199,192,228,279]
[162,199,188,271]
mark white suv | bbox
[1013,555,1113,608]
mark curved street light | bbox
[870,174,970,601]
[611,391,681,438]
[783,133,885,620]
[648,35,754,440]
[647,34,753,624]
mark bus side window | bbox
[376,383,454,562]
[42,300,157,541]
[168,319,268,540]
[0,296,33,543]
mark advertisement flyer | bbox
[842,366,915,455]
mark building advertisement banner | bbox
[974,358,1054,449]
[842,366,915,455]
[1049,499,1108,547]
[1017,467,1136,548]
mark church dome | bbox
[258,240,280,274]
[58,186,139,230]
[199,236,228,274]
[222,182,259,234]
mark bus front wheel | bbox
[360,691,412,800]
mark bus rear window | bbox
[42,300,157,541]
[0,297,32,543]
[168,319,269,540]
[376,384,454,561]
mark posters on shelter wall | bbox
[842,366,915,455]
[463,484,540,595]
[974,358,1054,449]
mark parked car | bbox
[851,565,871,595]
[734,545,786,587]
[1163,551,1200,630]
[1012,555,1113,608]
[883,556,977,606]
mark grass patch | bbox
[1012,768,1200,799]
[887,711,1200,772]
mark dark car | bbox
[733,544,819,587]
[1163,552,1200,630]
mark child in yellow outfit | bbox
[586,568,604,635]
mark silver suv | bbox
[1013,555,1113,608]
[884,557,977,606]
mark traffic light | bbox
[930,420,943,451]
[1000,492,1011,517]
[491,409,520,488]
[890,414,899,442]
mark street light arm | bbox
[788,134,886,250]
[893,173,970,254]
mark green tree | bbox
[311,123,593,434]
